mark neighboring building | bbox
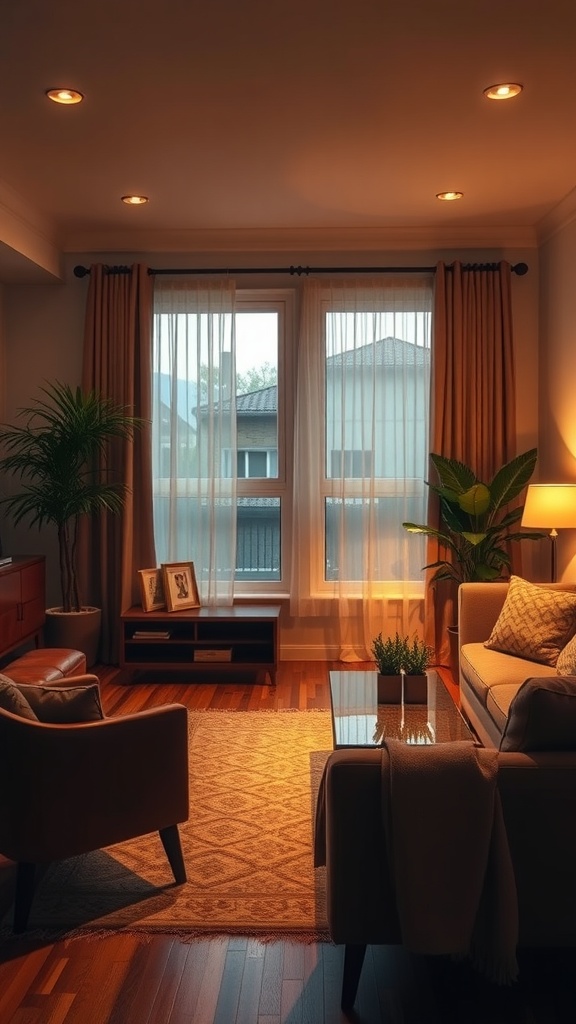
[154,337,429,582]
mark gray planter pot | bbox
[44,606,102,668]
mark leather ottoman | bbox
[2,648,87,684]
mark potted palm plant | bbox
[0,381,140,665]
[371,631,432,704]
[402,448,545,673]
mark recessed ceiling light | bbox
[483,83,523,101]
[121,195,149,205]
[436,191,464,201]
[45,88,84,105]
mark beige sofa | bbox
[317,580,576,1008]
[458,580,576,748]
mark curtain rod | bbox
[73,261,529,279]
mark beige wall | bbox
[0,283,5,422]
[539,217,576,582]
[2,245,540,655]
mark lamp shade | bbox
[521,484,576,528]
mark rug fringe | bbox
[58,927,333,946]
[189,707,330,714]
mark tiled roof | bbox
[236,385,277,413]
[329,337,430,368]
[196,337,428,416]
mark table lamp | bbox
[521,483,576,581]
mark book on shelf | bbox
[0,556,13,566]
[132,629,171,639]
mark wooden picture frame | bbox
[138,567,166,612]
[161,561,200,612]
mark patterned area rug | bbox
[5,710,333,939]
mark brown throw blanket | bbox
[382,739,518,983]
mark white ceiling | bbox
[1,0,575,282]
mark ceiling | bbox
[1,0,575,282]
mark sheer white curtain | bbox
[152,279,237,605]
[291,277,433,659]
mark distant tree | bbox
[199,362,277,395]
[237,363,277,394]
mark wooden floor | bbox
[1,662,575,1023]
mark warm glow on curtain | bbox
[82,264,155,663]
[291,277,433,659]
[427,261,517,664]
[152,279,237,605]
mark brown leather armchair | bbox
[0,677,189,932]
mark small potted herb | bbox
[371,631,433,704]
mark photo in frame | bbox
[138,568,166,612]
[162,561,201,612]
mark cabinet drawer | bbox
[21,561,46,603]
[0,606,20,649]
[0,573,20,609]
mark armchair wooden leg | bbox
[13,862,37,933]
[341,944,367,1010]
[159,824,187,884]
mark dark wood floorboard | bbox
[1,660,575,1022]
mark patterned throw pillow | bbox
[557,633,576,675]
[485,575,576,666]
[0,674,39,720]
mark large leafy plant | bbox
[402,448,545,584]
[0,381,140,612]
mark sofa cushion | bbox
[460,642,556,709]
[500,676,576,752]
[21,682,104,723]
[486,683,526,735]
[0,674,39,721]
[484,575,576,665]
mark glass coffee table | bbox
[329,669,474,748]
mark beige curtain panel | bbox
[427,261,517,665]
[81,264,155,664]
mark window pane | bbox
[330,449,374,478]
[323,299,430,586]
[236,498,281,580]
[325,495,426,581]
[236,312,278,479]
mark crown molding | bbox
[0,179,62,282]
[64,223,538,256]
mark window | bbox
[291,278,433,609]
[322,300,431,588]
[224,448,279,478]
[240,448,278,478]
[152,290,291,592]
[153,278,430,606]
[232,300,288,584]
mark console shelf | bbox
[120,604,281,684]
